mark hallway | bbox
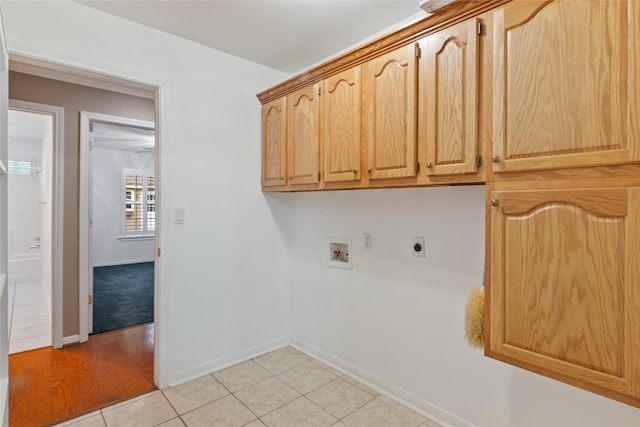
[9,323,155,426]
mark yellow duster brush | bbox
[464,286,484,349]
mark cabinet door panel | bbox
[489,187,640,400]
[363,44,417,180]
[421,19,478,176]
[493,0,639,172]
[262,98,286,188]
[287,84,320,185]
[323,67,361,183]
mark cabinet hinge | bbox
[415,43,421,59]
[416,162,420,173]
[89,140,93,151]
[88,295,92,305]
[89,218,93,228]
[318,172,321,181]
[318,87,321,96]
[476,155,482,168]
[157,248,161,257]
[477,20,484,36]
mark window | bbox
[122,169,155,237]
[8,159,35,175]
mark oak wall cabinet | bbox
[418,17,479,177]
[491,0,640,174]
[362,43,418,182]
[488,184,640,405]
[287,84,322,188]
[261,97,286,188]
[323,66,362,184]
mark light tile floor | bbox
[53,346,441,427]
[8,280,52,354]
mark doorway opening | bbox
[80,113,156,337]
[7,101,63,354]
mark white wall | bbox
[7,137,41,258]
[2,0,291,387]
[287,186,640,427]
[92,147,155,266]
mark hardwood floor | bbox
[9,323,155,427]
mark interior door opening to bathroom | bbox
[7,102,63,353]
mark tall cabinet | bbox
[487,0,640,406]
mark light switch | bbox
[175,208,185,224]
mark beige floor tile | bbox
[54,411,105,427]
[261,397,337,427]
[307,378,375,419]
[253,347,309,375]
[341,397,426,427]
[156,418,186,427]
[163,375,229,414]
[244,420,266,427]
[234,376,301,417]
[340,376,380,397]
[214,360,272,392]
[181,394,256,427]
[309,360,344,378]
[277,361,337,394]
[102,391,177,427]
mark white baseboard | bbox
[167,336,289,387]
[62,334,80,346]
[93,258,155,268]
[289,337,476,427]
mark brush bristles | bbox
[464,287,485,349]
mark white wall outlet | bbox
[412,236,425,257]
[364,232,372,250]
[174,208,185,224]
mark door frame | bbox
[8,99,64,349]
[6,52,169,389]
[79,111,155,338]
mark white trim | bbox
[289,337,476,427]
[9,99,65,350]
[80,112,155,340]
[6,43,171,388]
[168,337,289,387]
[62,334,80,346]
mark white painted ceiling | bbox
[74,0,426,74]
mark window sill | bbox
[117,235,155,242]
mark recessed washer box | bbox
[328,237,352,270]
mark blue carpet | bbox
[92,262,154,335]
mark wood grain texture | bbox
[262,98,287,188]
[420,17,478,176]
[287,84,321,186]
[490,186,640,399]
[363,44,417,181]
[256,0,512,104]
[493,0,634,172]
[323,66,362,183]
[9,324,155,427]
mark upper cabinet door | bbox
[363,44,418,180]
[287,84,321,186]
[493,0,640,173]
[489,186,640,402]
[262,97,286,188]
[323,66,361,183]
[420,18,479,176]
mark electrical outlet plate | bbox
[412,236,425,257]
